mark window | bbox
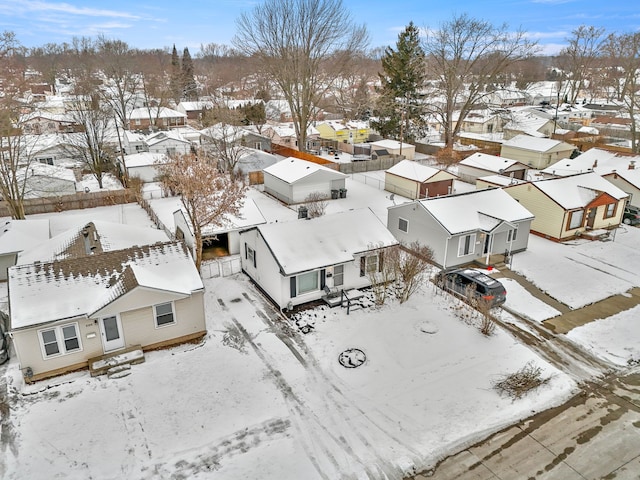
[457,234,476,257]
[254,142,263,150]
[38,158,54,165]
[398,217,409,233]
[298,271,318,294]
[360,254,380,276]
[39,323,82,358]
[333,265,344,286]
[605,203,616,218]
[568,210,584,230]
[154,302,175,327]
[245,244,256,268]
[507,229,517,242]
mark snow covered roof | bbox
[18,163,77,183]
[541,148,640,178]
[263,157,346,183]
[235,149,278,175]
[371,139,414,151]
[0,219,50,256]
[527,172,628,209]
[129,107,186,120]
[123,152,167,168]
[502,134,572,153]
[254,208,398,275]
[477,175,526,187]
[386,159,444,182]
[9,241,202,329]
[145,130,190,146]
[460,153,524,172]
[17,220,169,265]
[503,111,551,137]
[405,188,534,235]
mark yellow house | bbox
[503,172,628,241]
[316,120,370,144]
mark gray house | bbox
[387,188,534,269]
[263,157,347,204]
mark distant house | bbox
[456,109,505,135]
[503,111,556,140]
[120,152,167,183]
[20,111,79,135]
[387,188,533,268]
[370,139,415,160]
[263,157,347,204]
[128,107,187,131]
[176,100,215,120]
[384,159,457,199]
[18,163,77,198]
[0,219,50,281]
[457,153,529,183]
[199,124,272,153]
[9,222,204,383]
[500,134,576,169]
[239,208,398,309]
[315,120,370,145]
[503,172,628,241]
[120,130,147,155]
[263,124,320,152]
[145,130,192,156]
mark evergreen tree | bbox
[170,44,182,103]
[372,22,427,143]
[181,47,198,100]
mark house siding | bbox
[504,184,567,239]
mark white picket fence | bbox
[200,255,242,279]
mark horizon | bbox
[0,0,638,56]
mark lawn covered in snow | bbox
[1,275,576,480]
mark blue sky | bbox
[0,0,638,55]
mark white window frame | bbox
[457,233,476,257]
[154,302,176,328]
[605,203,616,218]
[398,217,409,233]
[568,209,584,230]
[298,271,319,294]
[507,228,518,242]
[333,264,344,286]
[38,323,82,359]
[247,246,255,266]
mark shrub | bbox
[493,362,551,399]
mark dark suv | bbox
[623,205,640,226]
[434,268,507,308]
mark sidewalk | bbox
[493,268,640,334]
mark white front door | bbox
[99,315,125,352]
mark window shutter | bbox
[320,269,326,290]
[253,250,257,268]
[360,257,366,277]
[378,251,384,272]
[290,276,297,297]
[244,243,248,259]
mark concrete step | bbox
[107,364,132,379]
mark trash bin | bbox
[339,188,347,198]
[331,189,339,199]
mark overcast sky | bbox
[0,0,638,55]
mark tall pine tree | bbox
[372,22,427,144]
[170,44,182,104]
[182,47,198,100]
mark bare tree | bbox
[602,32,640,153]
[234,0,368,151]
[304,192,328,218]
[557,26,606,104]
[423,14,539,148]
[156,152,246,271]
[394,242,434,304]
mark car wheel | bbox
[623,218,631,225]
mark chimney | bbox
[592,159,598,168]
[629,160,636,170]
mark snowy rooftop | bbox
[386,159,445,182]
[478,174,526,187]
[9,241,202,329]
[503,134,570,152]
[370,139,414,150]
[255,208,398,275]
[263,157,347,183]
[129,106,186,120]
[460,152,523,172]
[410,188,534,235]
[0,219,50,255]
[145,129,190,146]
[541,148,640,179]
[527,172,629,209]
[123,152,167,168]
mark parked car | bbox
[0,321,9,365]
[434,268,507,308]
[623,205,640,226]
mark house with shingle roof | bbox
[500,134,576,169]
[384,159,457,199]
[8,222,205,383]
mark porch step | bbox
[88,345,145,377]
[107,364,132,379]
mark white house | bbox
[239,208,398,309]
[120,152,168,183]
[263,157,347,204]
[145,130,192,156]
[457,152,529,183]
[500,134,576,170]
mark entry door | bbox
[99,315,125,352]
[586,208,597,229]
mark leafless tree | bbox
[304,192,328,218]
[601,32,640,153]
[234,0,368,151]
[156,152,246,271]
[394,242,434,304]
[557,25,606,104]
[423,14,539,148]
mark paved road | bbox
[406,269,640,480]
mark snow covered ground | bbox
[3,199,640,479]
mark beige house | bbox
[9,224,205,383]
[501,134,576,170]
[503,172,628,241]
[370,139,415,160]
[384,159,457,199]
[458,153,529,184]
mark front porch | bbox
[88,345,145,377]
